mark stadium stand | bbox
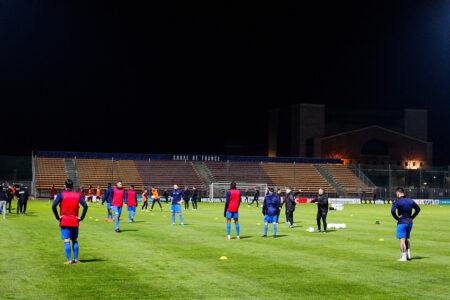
[35,157,67,190]
[261,163,336,194]
[204,161,274,185]
[34,152,375,198]
[320,164,373,196]
[135,160,205,191]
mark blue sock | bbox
[264,224,268,236]
[129,211,132,221]
[235,223,240,236]
[64,241,72,262]
[132,211,136,218]
[179,214,184,224]
[73,241,79,261]
[115,217,119,230]
[107,211,109,219]
[227,223,231,235]
[172,214,175,224]
[273,224,277,236]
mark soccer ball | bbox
[308,227,314,232]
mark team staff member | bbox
[17,186,30,215]
[126,185,137,223]
[52,179,88,264]
[285,188,297,228]
[191,187,198,210]
[151,187,162,211]
[103,183,114,222]
[224,181,241,240]
[310,188,328,233]
[0,183,8,219]
[184,187,191,210]
[391,187,421,261]
[170,185,185,226]
[163,190,169,204]
[112,181,125,232]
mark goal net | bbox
[209,182,268,202]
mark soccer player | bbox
[170,184,185,226]
[96,186,101,203]
[87,186,94,203]
[391,187,421,261]
[191,187,198,210]
[50,185,56,201]
[151,187,162,211]
[184,187,190,210]
[224,181,241,240]
[248,188,260,207]
[80,187,86,201]
[126,185,137,223]
[103,183,114,222]
[112,181,125,232]
[310,188,328,233]
[52,179,88,264]
[262,188,280,238]
[0,183,8,219]
[6,185,13,213]
[141,189,149,211]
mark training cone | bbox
[89,217,92,219]
[219,256,228,260]
[379,238,384,242]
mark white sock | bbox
[402,252,407,260]
[407,249,411,258]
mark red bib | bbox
[112,187,124,207]
[60,191,80,227]
[127,190,137,206]
[227,189,240,212]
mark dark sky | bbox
[1,1,449,164]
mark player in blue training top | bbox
[224,181,241,240]
[391,187,421,261]
[171,184,185,226]
[262,187,280,238]
[102,183,114,222]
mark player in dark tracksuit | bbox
[17,186,30,215]
[310,188,328,233]
[285,188,297,228]
[184,188,191,210]
[391,187,421,261]
[249,189,260,207]
[262,188,280,238]
[191,187,198,210]
[102,183,114,222]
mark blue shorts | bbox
[225,211,238,219]
[397,224,413,239]
[61,226,79,240]
[264,215,278,223]
[171,204,182,213]
[107,202,112,209]
[127,206,136,212]
[113,206,122,216]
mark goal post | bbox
[209,182,268,202]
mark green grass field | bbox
[0,200,449,299]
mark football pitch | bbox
[0,200,449,299]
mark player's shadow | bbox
[120,229,138,232]
[80,258,106,263]
[275,234,287,238]
[237,236,252,239]
[410,256,428,260]
[133,220,144,223]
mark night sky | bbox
[1,1,449,164]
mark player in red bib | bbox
[52,179,88,264]
[224,181,241,240]
[126,185,137,223]
[112,181,125,232]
